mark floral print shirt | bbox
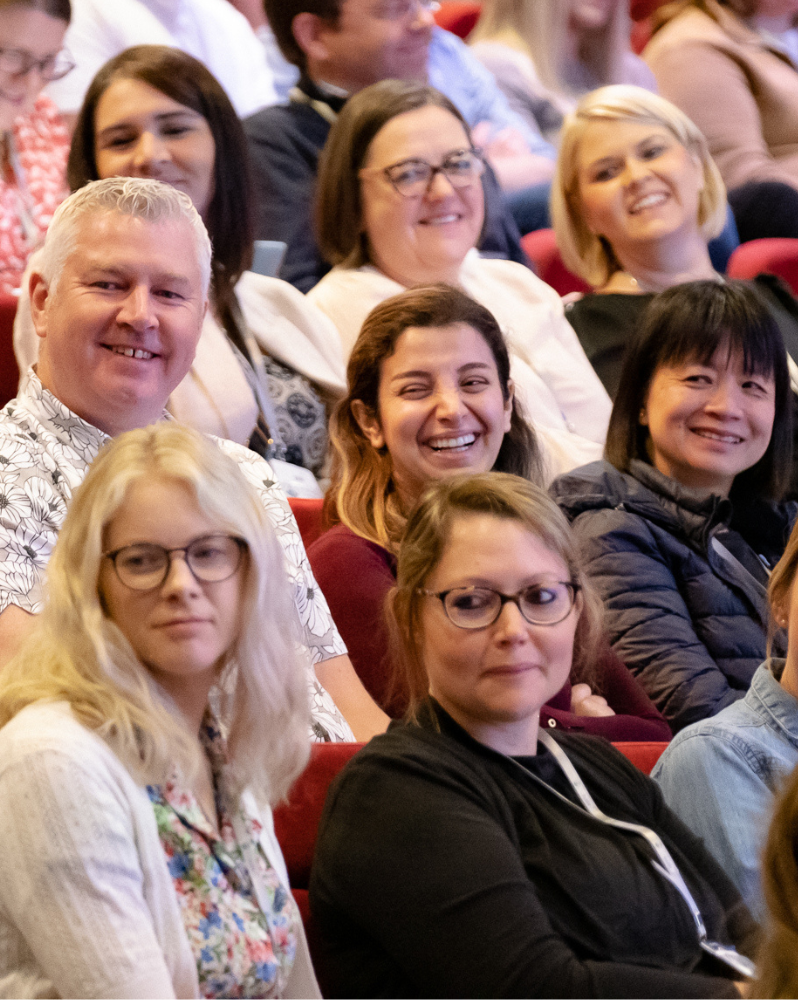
[0,372,353,741]
[148,715,299,998]
[0,95,69,296]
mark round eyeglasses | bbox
[0,47,76,82]
[103,534,247,591]
[420,581,580,630]
[359,148,485,199]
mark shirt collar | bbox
[747,659,798,747]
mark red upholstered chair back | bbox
[433,0,481,38]
[288,497,326,550]
[0,295,20,409]
[726,238,798,296]
[521,229,591,297]
[613,740,668,775]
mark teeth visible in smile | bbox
[692,429,743,443]
[111,346,154,359]
[631,193,667,212]
[425,215,459,225]
[428,433,476,451]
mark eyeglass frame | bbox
[372,0,441,22]
[103,533,247,592]
[419,581,581,630]
[358,147,486,198]
[0,46,76,82]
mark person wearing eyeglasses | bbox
[0,0,73,296]
[310,471,757,999]
[308,283,669,739]
[0,421,321,998]
[308,78,612,479]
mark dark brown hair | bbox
[605,280,792,501]
[315,79,473,268]
[327,284,543,552]
[67,45,254,345]
[263,0,343,74]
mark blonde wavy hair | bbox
[386,472,602,721]
[471,0,632,102]
[551,84,727,288]
[0,424,310,804]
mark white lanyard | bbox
[537,732,756,980]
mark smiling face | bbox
[353,322,513,507]
[0,5,68,130]
[420,512,579,755]
[360,105,485,286]
[641,345,776,495]
[93,77,216,219]
[100,476,245,713]
[576,119,704,261]
[31,210,207,436]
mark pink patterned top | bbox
[148,715,300,998]
[0,94,69,297]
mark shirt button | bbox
[547,718,557,728]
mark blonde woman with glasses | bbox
[0,422,319,999]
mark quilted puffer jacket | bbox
[551,460,796,733]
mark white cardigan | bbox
[307,251,612,482]
[0,701,320,1000]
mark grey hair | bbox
[38,177,213,293]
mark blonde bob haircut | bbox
[386,472,602,722]
[0,423,310,805]
[551,84,727,288]
[471,0,632,102]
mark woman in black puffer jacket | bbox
[551,280,797,733]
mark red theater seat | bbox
[433,1,481,39]
[288,497,326,550]
[521,229,591,297]
[0,295,19,409]
[726,238,798,296]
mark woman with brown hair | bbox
[14,44,346,489]
[309,471,756,999]
[307,77,612,480]
[0,0,72,296]
[308,283,669,738]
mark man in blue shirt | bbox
[245,0,555,292]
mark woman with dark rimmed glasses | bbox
[0,421,320,998]
[0,0,73,296]
[310,470,757,999]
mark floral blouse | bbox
[0,95,69,296]
[148,716,300,998]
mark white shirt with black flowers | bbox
[0,371,353,742]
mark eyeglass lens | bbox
[0,48,75,82]
[444,583,575,628]
[112,535,243,590]
[387,151,483,197]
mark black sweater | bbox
[310,701,756,999]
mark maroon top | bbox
[309,525,671,741]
